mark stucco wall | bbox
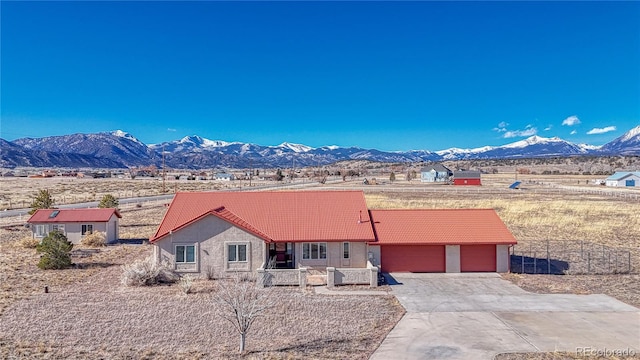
[154,215,265,277]
[367,245,381,267]
[295,241,368,268]
[496,245,510,273]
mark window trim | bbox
[343,242,350,259]
[175,244,196,264]
[34,224,48,238]
[227,244,248,263]
[302,242,328,260]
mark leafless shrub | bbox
[120,256,178,286]
[18,236,39,249]
[179,275,193,294]
[205,265,216,280]
[212,274,276,353]
[80,231,106,247]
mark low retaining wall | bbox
[257,267,307,287]
[327,262,378,288]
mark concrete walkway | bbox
[313,286,391,296]
[371,273,640,360]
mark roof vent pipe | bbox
[358,210,362,224]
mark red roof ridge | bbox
[27,208,121,223]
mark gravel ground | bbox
[0,251,404,359]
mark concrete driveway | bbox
[371,273,640,360]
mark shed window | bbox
[302,243,327,260]
[34,225,48,237]
[343,242,350,259]
[81,224,93,236]
[176,245,196,263]
[52,224,65,234]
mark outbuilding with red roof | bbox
[28,208,121,244]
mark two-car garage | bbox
[369,209,516,273]
[379,244,498,273]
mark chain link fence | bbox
[511,240,635,275]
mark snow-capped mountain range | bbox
[2,126,639,169]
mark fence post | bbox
[547,240,551,274]
[587,252,591,273]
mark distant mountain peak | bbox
[621,125,640,141]
[277,142,314,153]
[108,130,143,145]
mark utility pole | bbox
[249,159,253,187]
[162,144,166,193]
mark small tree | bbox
[36,231,73,270]
[98,194,119,209]
[275,169,284,181]
[213,275,275,353]
[29,189,56,215]
[389,172,396,182]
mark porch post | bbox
[299,267,307,288]
[326,267,335,288]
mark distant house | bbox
[421,164,453,183]
[215,173,235,181]
[605,172,640,187]
[453,171,482,185]
[27,208,121,244]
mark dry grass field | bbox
[1,174,639,358]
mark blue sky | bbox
[1,1,639,151]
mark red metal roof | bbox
[28,208,121,223]
[151,191,376,243]
[370,209,517,245]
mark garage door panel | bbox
[460,245,496,272]
[381,245,445,272]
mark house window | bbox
[228,244,247,262]
[34,225,48,237]
[52,224,65,234]
[343,242,350,259]
[81,224,93,236]
[176,245,196,263]
[302,242,327,260]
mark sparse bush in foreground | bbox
[36,232,73,270]
[121,256,178,286]
[19,236,39,249]
[179,275,194,294]
[81,231,106,247]
[205,265,216,280]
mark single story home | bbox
[215,173,235,181]
[368,209,516,273]
[27,208,121,244]
[605,172,640,187]
[150,191,376,284]
[421,164,453,183]
[150,191,516,286]
[453,170,482,185]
